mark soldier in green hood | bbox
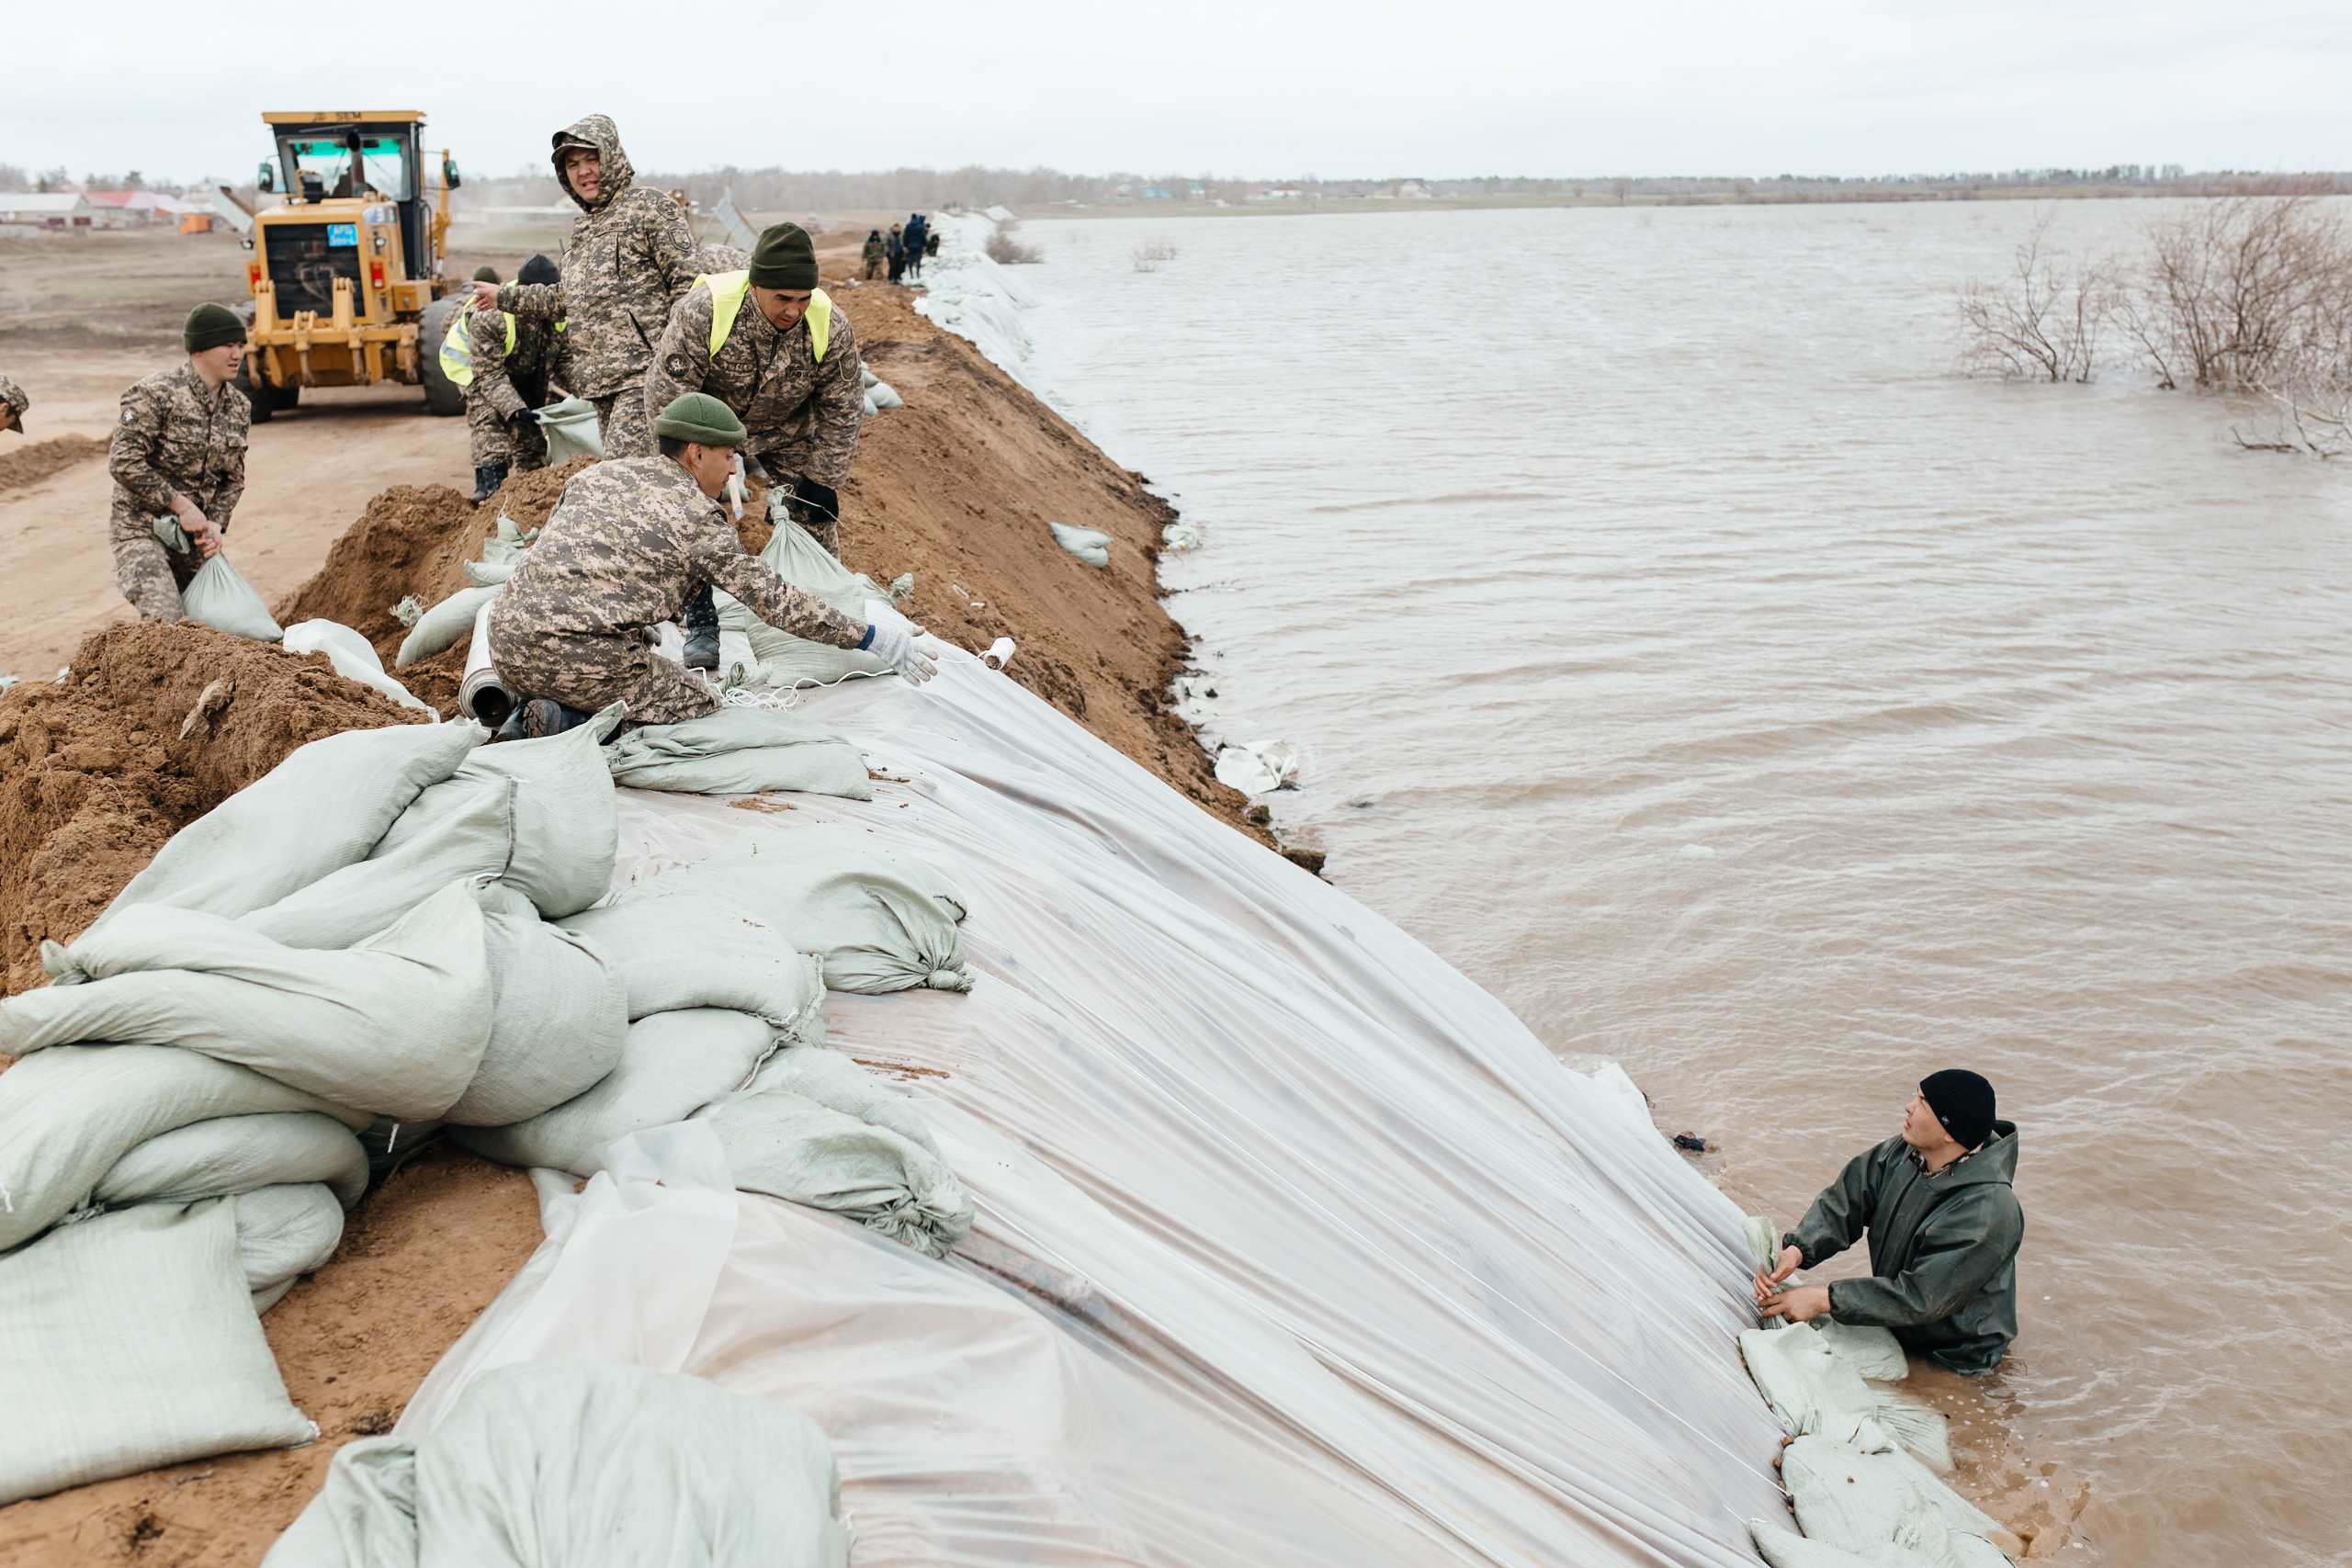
[1755,1069,2023,1374]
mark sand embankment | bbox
[0,276,1269,1566]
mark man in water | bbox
[473,115,695,459]
[486,392,931,739]
[1754,1069,2021,1374]
[106,304,250,620]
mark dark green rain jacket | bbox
[1785,1122,2022,1374]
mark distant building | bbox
[0,191,92,229]
[1246,185,1305,202]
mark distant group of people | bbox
[864,214,935,284]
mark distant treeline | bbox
[6,159,2350,209]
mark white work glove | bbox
[864,622,935,684]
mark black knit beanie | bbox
[471,265,502,284]
[184,303,244,355]
[1920,1070,1996,1151]
[748,222,819,290]
[519,253,560,286]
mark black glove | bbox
[790,477,839,525]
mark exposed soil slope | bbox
[0,434,106,496]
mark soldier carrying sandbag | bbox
[485,393,933,740]
[448,255,567,502]
[105,305,251,623]
[471,115,695,461]
[643,222,868,669]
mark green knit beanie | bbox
[184,303,244,355]
[471,265,502,283]
[653,392,746,447]
[747,222,819,290]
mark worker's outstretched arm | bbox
[1826,1188,2023,1328]
[495,280,562,322]
[641,284,715,431]
[681,512,865,650]
[1783,1145,1883,1269]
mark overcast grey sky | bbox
[7,0,2349,185]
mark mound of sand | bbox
[0,434,106,497]
[0,622,426,996]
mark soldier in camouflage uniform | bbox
[106,305,251,622]
[475,115,693,460]
[642,222,866,559]
[458,266,509,496]
[486,393,932,736]
[0,372,28,435]
[460,254,566,499]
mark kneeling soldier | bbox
[487,392,932,739]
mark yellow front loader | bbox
[236,110,471,421]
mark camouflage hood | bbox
[550,114,634,214]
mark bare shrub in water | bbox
[985,221,1043,265]
[1958,211,2119,383]
[1130,237,1180,273]
[1961,199,2352,450]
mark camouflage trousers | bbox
[106,499,202,622]
[487,618,718,726]
[591,387,655,460]
[466,399,552,470]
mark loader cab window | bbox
[278,135,413,202]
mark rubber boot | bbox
[494,696,594,742]
[681,583,720,671]
[469,461,509,504]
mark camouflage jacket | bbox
[0,373,27,427]
[467,307,566,421]
[495,115,695,399]
[498,454,866,647]
[641,282,865,486]
[107,360,249,525]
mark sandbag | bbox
[237,1182,348,1311]
[261,1362,848,1568]
[461,559,512,586]
[395,586,500,670]
[606,823,972,993]
[6,881,493,1122]
[1049,521,1112,569]
[601,706,872,797]
[1747,1522,1929,1568]
[240,773,514,950]
[0,1200,316,1506]
[95,1111,368,1209]
[714,513,894,690]
[557,896,827,1030]
[867,378,903,411]
[89,722,481,937]
[1813,1318,1910,1382]
[450,1009,780,1177]
[444,881,629,1127]
[153,517,283,640]
[242,705,620,946]
[1781,1438,2010,1568]
[702,1046,971,1258]
[537,395,605,464]
[0,1044,368,1252]
[281,620,433,712]
[1741,1324,1895,1450]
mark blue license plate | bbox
[326,223,357,247]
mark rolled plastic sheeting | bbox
[395,586,498,670]
[433,643,1794,1566]
[458,597,514,728]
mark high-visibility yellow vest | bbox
[438,305,514,389]
[702,271,831,364]
[438,306,561,388]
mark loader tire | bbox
[418,296,467,417]
[232,356,297,423]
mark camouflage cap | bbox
[653,391,746,447]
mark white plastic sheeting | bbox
[411,639,1787,1564]
[912,214,1042,384]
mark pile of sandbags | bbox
[1739,1220,2008,1568]
[0,709,978,1504]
